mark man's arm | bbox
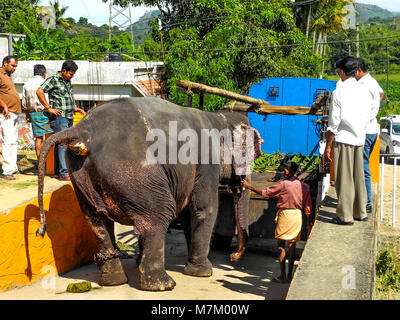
[71,91,85,115]
[36,88,61,116]
[0,97,10,118]
[324,90,341,163]
[241,180,264,196]
[324,130,335,163]
[74,106,86,115]
[22,86,31,122]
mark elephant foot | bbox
[139,270,176,291]
[99,257,128,286]
[230,246,246,262]
[183,259,213,277]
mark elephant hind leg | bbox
[69,167,127,286]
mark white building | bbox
[12,60,165,111]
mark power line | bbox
[23,34,400,56]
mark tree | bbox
[7,7,42,35]
[113,0,320,109]
[12,23,71,60]
[0,0,39,32]
[78,17,89,25]
[49,0,71,29]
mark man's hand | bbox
[74,107,86,115]
[324,131,335,163]
[2,106,10,119]
[3,106,10,118]
[241,179,250,189]
[324,145,333,163]
[47,108,62,116]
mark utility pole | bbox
[355,10,360,58]
[386,43,390,90]
[109,0,135,52]
[158,18,166,65]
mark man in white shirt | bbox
[324,56,370,225]
[22,64,53,159]
[356,58,384,214]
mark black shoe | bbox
[330,216,354,225]
[366,205,372,213]
[355,217,368,221]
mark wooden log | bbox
[223,101,323,116]
[176,80,270,107]
[176,80,323,115]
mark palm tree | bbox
[311,0,354,73]
[50,0,71,28]
[37,0,71,29]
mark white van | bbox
[380,115,400,155]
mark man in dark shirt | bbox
[0,56,21,180]
[36,60,85,180]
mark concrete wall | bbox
[0,184,98,292]
[11,60,164,101]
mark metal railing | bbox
[380,154,400,228]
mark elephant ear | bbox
[232,124,263,176]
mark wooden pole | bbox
[158,19,166,65]
[176,80,322,115]
[176,80,271,107]
[386,43,390,91]
[223,101,322,116]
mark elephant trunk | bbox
[36,127,83,237]
[230,187,249,262]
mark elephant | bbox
[36,97,262,291]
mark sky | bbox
[38,0,400,27]
[358,0,400,13]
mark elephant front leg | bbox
[137,226,176,291]
[183,187,218,277]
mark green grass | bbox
[325,73,400,119]
[13,182,36,190]
[376,239,400,300]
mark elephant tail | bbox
[36,127,85,237]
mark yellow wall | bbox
[0,184,98,292]
[370,136,380,183]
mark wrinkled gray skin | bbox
[36,97,262,291]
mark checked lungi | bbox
[30,111,53,138]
